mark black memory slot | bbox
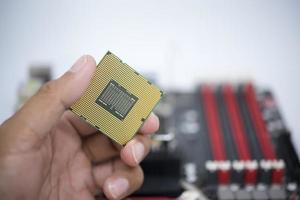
[216,86,238,160]
[237,85,271,184]
[237,86,262,160]
[216,86,243,184]
[197,87,217,186]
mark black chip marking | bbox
[96,80,138,120]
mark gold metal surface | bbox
[70,52,163,145]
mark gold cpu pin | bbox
[70,51,163,145]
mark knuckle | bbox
[39,80,57,96]
[38,80,67,108]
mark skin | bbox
[0,55,159,200]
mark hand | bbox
[0,55,159,200]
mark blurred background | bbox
[0,0,299,157]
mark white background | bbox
[0,0,299,155]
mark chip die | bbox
[70,51,163,145]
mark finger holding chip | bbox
[120,134,152,167]
[0,53,161,200]
[68,112,159,165]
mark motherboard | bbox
[132,82,300,200]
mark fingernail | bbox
[107,178,129,199]
[70,55,88,72]
[132,140,145,164]
[151,113,159,127]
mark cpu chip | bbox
[70,51,163,145]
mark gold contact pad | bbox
[70,52,162,145]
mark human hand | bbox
[0,55,159,200]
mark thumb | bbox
[4,55,96,139]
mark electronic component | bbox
[132,83,300,199]
[70,51,163,145]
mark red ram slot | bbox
[222,84,257,184]
[201,85,230,184]
[244,83,283,184]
